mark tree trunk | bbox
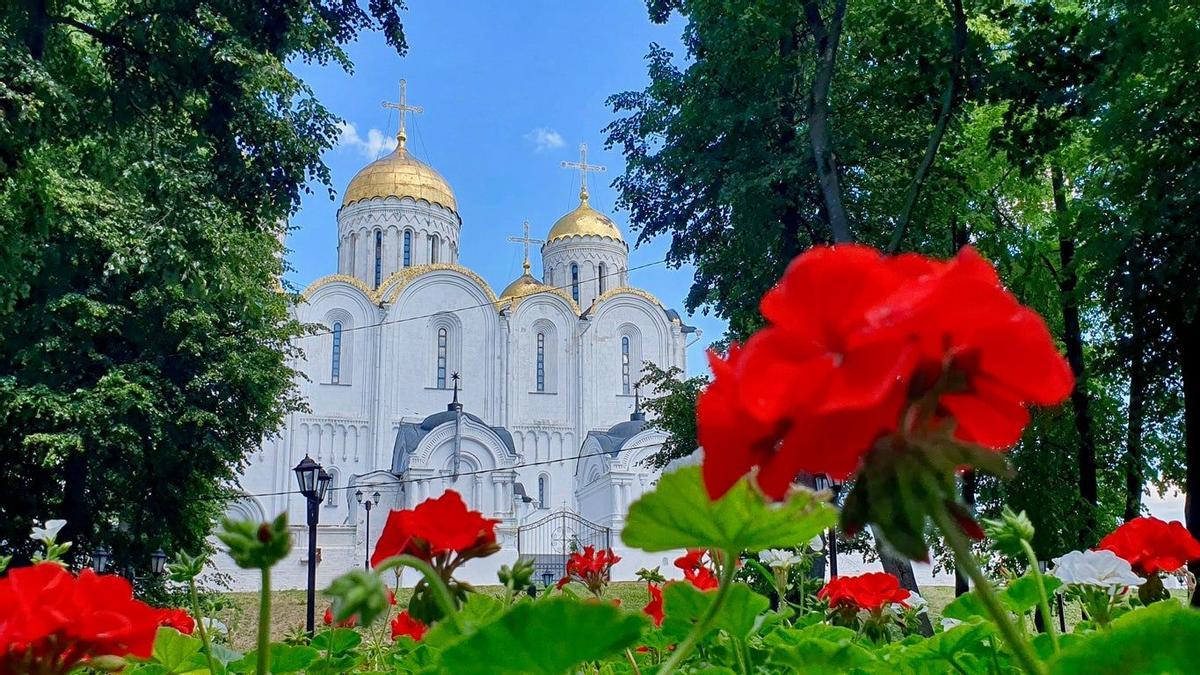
[803,0,852,244]
[876,534,934,636]
[1181,312,1200,607]
[1124,257,1147,521]
[1051,165,1099,545]
[955,471,976,597]
[23,0,49,59]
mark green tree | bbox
[0,0,407,570]
[639,363,707,469]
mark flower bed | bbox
[4,245,1200,674]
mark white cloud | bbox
[524,127,565,152]
[337,121,398,159]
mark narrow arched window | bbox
[536,332,546,392]
[373,230,383,288]
[598,263,607,295]
[437,327,448,388]
[621,336,631,395]
[403,230,412,267]
[537,475,547,506]
[429,234,440,263]
[331,322,343,384]
[571,263,580,302]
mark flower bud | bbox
[217,513,291,570]
[981,507,1035,557]
[326,569,391,626]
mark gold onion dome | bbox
[545,188,625,245]
[341,133,457,212]
[499,262,549,302]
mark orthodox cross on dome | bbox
[560,143,606,204]
[506,220,545,274]
[449,372,461,408]
[381,78,423,149]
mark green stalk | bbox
[928,496,1046,675]
[257,566,271,675]
[1019,540,1059,653]
[657,548,738,674]
[376,555,464,633]
[188,579,219,675]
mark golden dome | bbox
[545,190,625,245]
[499,262,548,302]
[341,136,457,212]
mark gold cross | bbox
[506,220,545,274]
[381,79,423,148]
[560,143,606,203]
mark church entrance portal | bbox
[516,510,611,586]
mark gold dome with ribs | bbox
[545,189,625,245]
[341,136,457,212]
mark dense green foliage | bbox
[611,0,1200,586]
[0,0,407,569]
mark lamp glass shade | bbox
[355,489,364,504]
[92,547,111,573]
[316,468,332,503]
[373,491,381,504]
[293,455,321,499]
[151,548,168,575]
[542,571,554,587]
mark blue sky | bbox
[285,0,723,376]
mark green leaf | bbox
[150,627,203,672]
[1002,573,1062,614]
[765,623,878,673]
[1050,601,1200,674]
[309,628,362,656]
[660,581,771,641]
[421,592,507,649]
[622,466,837,553]
[942,591,988,621]
[436,597,646,674]
[228,644,319,674]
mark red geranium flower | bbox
[390,611,428,642]
[643,583,664,627]
[322,607,358,628]
[817,572,910,613]
[0,563,160,675]
[155,608,196,636]
[371,490,500,568]
[674,550,720,591]
[699,245,1073,500]
[1098,517,1200,576]
[557,546,621,597]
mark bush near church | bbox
[5,246,1200,674]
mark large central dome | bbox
[341,136,457,213]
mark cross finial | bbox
[381,79,423,149]
[506,220,545,274]
[451,372,460,404]
[560,143,606,204]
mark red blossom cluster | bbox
[698,245,1074,500]
[817,572,910,613]
[0,562,160,675]
[557,546,621,597]
[674,550,720,590]
[390,611,428,642]
[642,583,664,626]
[1099,517,1200,577]
[370,490,500,569]
[155,608,195,636]
[322,607,358,628]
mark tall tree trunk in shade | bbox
[1051,165,1099,546]
[1123,255,1147,521]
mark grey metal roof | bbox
[390,408,515,475]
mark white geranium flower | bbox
[30,519,67,543]
[941,618,963,631]
[202,617,228,636]
[759,549,803,569]
[904,592,929,614]
[1051,549,1144,592]
[809,535,825,553]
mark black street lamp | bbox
[541,571,554,588]
[356,489,382,570]
[293,455,332,635]
[813,474,844,578]
[150,548,168,575]
[91,546,111,574]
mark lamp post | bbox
[151,548,168,575]
[813,474,844,578]
[542,571,555,588]
[293,455,332,635]
[356,489,382,570]
[91,546,111,574]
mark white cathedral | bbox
[216,95,696,589]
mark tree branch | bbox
[887,0,968,254]
[47,14,127,51]
[804,0,852,244]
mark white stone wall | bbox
[541,236,629,309]
[337,198,461,288]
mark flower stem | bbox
[657,548,738,674]
[625,647,643,675]
[257,566,271,675]
[1019,539,1059,653]
[376,555,463,633]
[188,579,219,675]
[927,496,1046,675]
